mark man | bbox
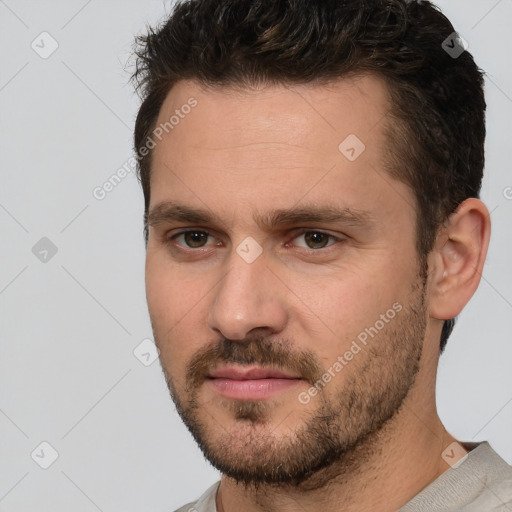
[132,0,512,510]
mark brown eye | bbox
[182,231,209,248]
[290,230,340,250]
[303,231,331,249]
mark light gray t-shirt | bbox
[175,442,512,512]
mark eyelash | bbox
[166,229,343,253]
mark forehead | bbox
[154,74,391,154]
[148,75,415,227]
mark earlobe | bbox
[429,198,491,321]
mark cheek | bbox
[290,263,406,353]
[145,261,187,368]
[146,251,204,325]
[146,268,179,329]
[145,256,214,377]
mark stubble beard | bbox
[159,276,427,490]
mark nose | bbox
[207,246,288,341]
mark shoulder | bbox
[400,442,512,511]
[174,502,198,512]
[172,481,221,512]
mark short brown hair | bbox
[132,0,486,351]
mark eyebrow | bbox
[146,201,375,231]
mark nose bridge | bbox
[208,246,287,340]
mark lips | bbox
[206,365,303,400]
[208,365,300,380]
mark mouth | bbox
[206,365,303,400]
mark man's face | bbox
[145,76,429,486]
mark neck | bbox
[216,398,456,512]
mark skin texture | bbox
[145,75,491,512]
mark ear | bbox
[428,198,491,320]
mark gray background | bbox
[0,0,510,510]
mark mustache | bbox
[186,336,324,390]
